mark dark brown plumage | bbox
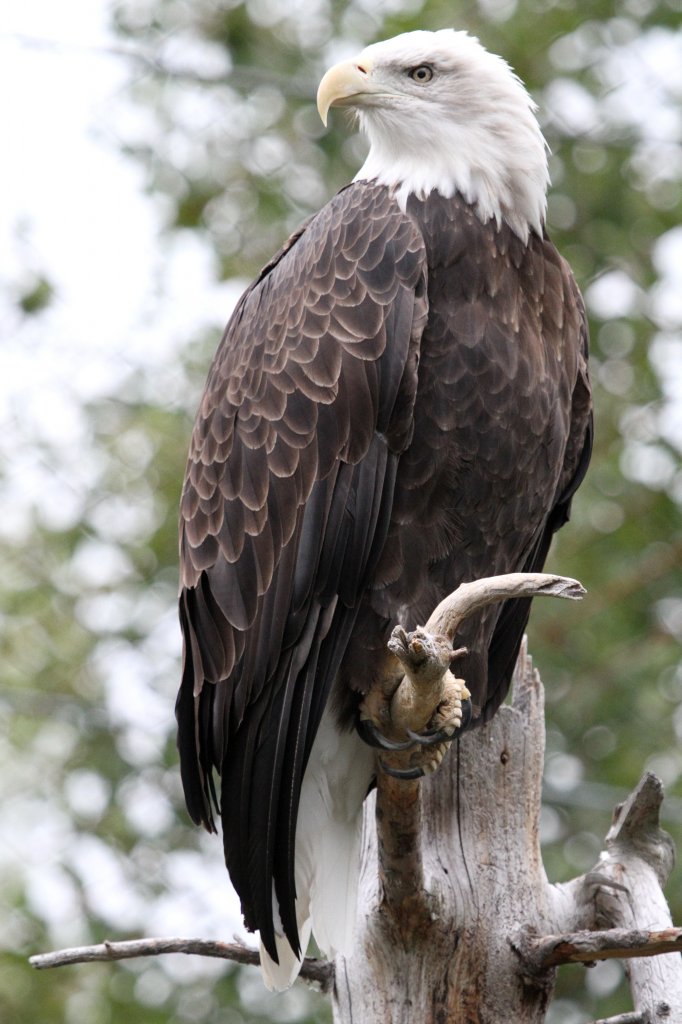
[176,179,592,968]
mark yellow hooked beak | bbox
[316,57,376,126]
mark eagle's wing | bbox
[484,255,593,718]
[176,183,427,959]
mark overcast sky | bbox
[0,0,247,547]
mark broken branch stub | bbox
[425,572,586,642]
[376,573,585,774]
[388,626,467,736]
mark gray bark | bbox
[334,643,556,1022]
[592,775,682,1022]
[333,645,682,1023]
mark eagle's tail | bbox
[259,914,312,991]
[259,708,374,990]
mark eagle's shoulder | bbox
[179,182,427,596]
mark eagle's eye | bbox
[408,64,434,83]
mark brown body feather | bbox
[176,182,592,960]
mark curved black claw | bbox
[405,698,474,746]
[379,760,425,780]
[406,727,453,746]
[356,717,414,751]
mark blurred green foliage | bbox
[3,1,682,1021]
[17,274,54,314]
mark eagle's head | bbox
[317,29,549,241]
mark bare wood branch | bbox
[592,1014,643,1024]
[606,772,675,887]
[369,575,585,935]
[584,772,682,1021]
[29,937,333,991]
[377,573,584,774]
[517,925,682,969]
[425,572,585,642]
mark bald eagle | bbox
[176,29,592,989]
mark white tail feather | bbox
[259,917,313,992]
[308,812,364,956]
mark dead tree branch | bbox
[371,573,587,945]
[589,773,682,1022]
[517,925,682,968]
[424,572,586,641]
[372,572,585,777]
[391,573,584,733]
[336,640,557,1022]
[593,1014,643,1024]
[30,937,333,991]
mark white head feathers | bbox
[319,29,549,241]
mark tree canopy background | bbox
[2,1,682,1021]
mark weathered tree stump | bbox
[334,643,556,1022]
[333,644,682,1023]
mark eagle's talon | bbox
[379,760,426,780]
[406,726,455,746]
[356,717,415,751]
[405,697,474,746]
[403,696,473,745]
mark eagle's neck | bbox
[354,107,548,243]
